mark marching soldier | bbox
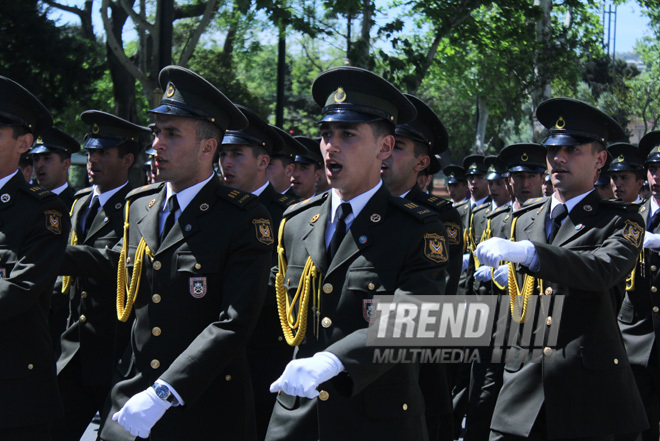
[53,111,151,441]
[477,97,647,440]
[291,135,324,199]
[618,131,660,441]
[266,127,305,197]
[0,76,70,440]
[608,142,645,203]
[61,66,273,440]
[444,165,469,206]
[266,66,449,441]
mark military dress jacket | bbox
[0,173,70,428]
[267,186,449,441]
[619,198,660,368]
[57,184,133,388]
[492,191,647,438]
[63,176,272,441]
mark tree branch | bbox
[118,0,153,32]
[178,0,219,66]
[42,0,83,17]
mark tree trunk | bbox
[107,0,137,121]
[473,95,488,154]
[530,0,552,142]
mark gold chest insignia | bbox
[424,233,448,263]
[623,220,643,248]
[45,210,62,235]
[253,218,274,245]
[444,222,460,245]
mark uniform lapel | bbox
[302,199,330,275]
[522,199,550,243]
[0,174,21,227]
[137,188,165,254]
[554,191,600,246]
[74,192,92,239]
[85,188,128,242]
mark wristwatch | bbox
[152,382,177,404]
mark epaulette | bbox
[283,192,328,218]
[389,197,438,222]
[74,187,93,198]
[126,182,164,200]
[217,186,260,209]
[454,199,469,209]
[512,196,548,217]
[419,194,452,212]
[486,204,512,219]
[600,198,640,213]
[473,202,490,213]
[21,184,56,200]
[271,193,298,209]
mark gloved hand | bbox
[270,351,344,399]
[644,232,660,250]
[474,265,493,282]
[462,253,470,272]
[476,238,536,268]
[493,264,509,287]
[112,387,171,438]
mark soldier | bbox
[291,135,324,199]
[618,131,660,441]
[594,170,615,199]
[542,173,553,196]
[444,165,469,206]
[53,111,151,441]
[61,66,273,440]
[266,128,305,196]
[477,97,647,440]
[0,76,70,439]
[217,106,299,440]
[380,93,461,441]
[266,66,449,441]
[31,127,80,209]
[19,152,33,183]
[608,142,645,203]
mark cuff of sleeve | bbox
[316,351,345,374]
[156,379,184,406]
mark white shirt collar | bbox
[471,195,488,208]
[164,174,214,214]
[492,200,511,210]
[651,197,660,217]
[252,181,270,197]
[0,170,19,191]
[399,188,412,198]
[51,182,69,195]
[92,182,129,208]
[550,189,595,215]
[329,181,382,224]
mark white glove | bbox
[474,265,493,282]
[462,253,470,272]
[494,264,509,287]
[270,351,344,399]
[476,237,536,268]
[112,387,171,438]
[644,232,660,250]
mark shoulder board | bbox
[217,186,260,209]
[21,184,56,201]
[126,182,164,200]
[600,198,640,213]
[283,192,329,218]
[486,204,512,219]
[74,187,93,198]
[522,197,547,207]
[418,194,452,211]
[512,197,548,217]
[454,200,469,209]
[389,197,438,222]
[272,193,298,209]
[473,202,490,213]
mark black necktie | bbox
[547,203,568,243]
[648,210,660,232]
[328,203,352,261]
[160,196,179,243]
[83,196,100,235]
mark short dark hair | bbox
[11,125,29,139]
[369,120,395,139]
[248,145,270,159]
[196,120,223,143]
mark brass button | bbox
[118,359,123,365]
[153,261,162,270]
[152,294,162,303]
[321,317,332,328]
[652,265,658,272]
[277,336,283,342]
[402,403,408,411]
[544,287,553,295]
[318,390,329,401]
[81,291,88,299]
[195,263,202,270]
[150,359,160,369]
[152,327,162,336]
[126,256,131,263]
[225,375,232,381]
[614,358,619,365]
[79,315,87,323]
[543,347,552,356]
[27,363,34,370]
[653,286,658,293]
[654,306,659,313]
[368,282,376,291]
[322,283,333,294]
[546,316,552,326]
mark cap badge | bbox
[449,173,455,178]
[334,87,347,104]
[555,116,566,129]
[36,137,43,145]
[521,153,529,162]
[166,83,175,98]
[92,123,100,134]
[617,154,625,162]
[470,163,477,170]
[488,165,496,172]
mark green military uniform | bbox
[0,76,71,438]
[54,111,151,441]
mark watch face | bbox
[154,384,170,400]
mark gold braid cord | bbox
[506,216,539,323]
[473,218,493,269]
[626,250,644,291]
[275,217,322,346]
[116,200,153,322]
[61,198,80,294]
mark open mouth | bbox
[326,159,343,177]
